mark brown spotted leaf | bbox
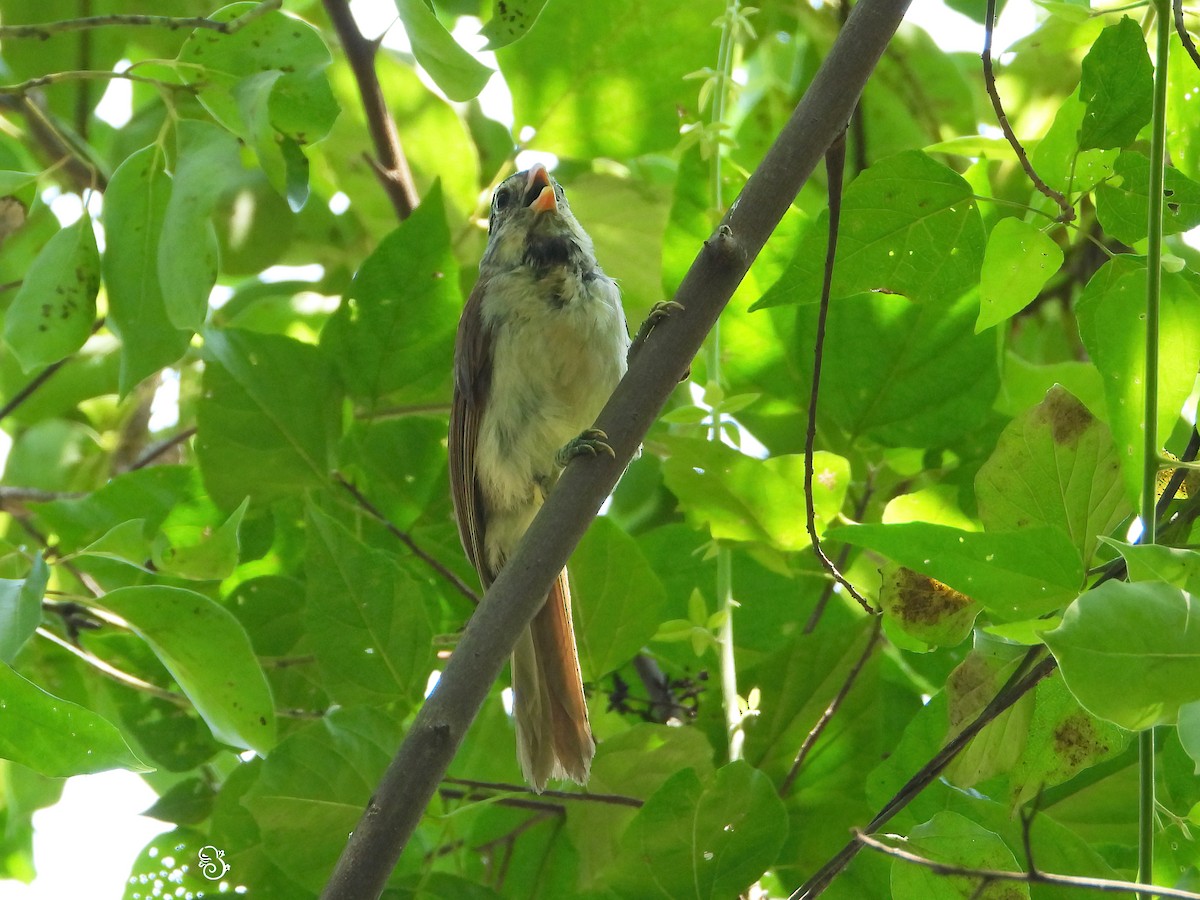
[1009,675,1129,808]
[880,563,979,647]
[975,385,1131,567]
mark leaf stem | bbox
[710,0,744,764]
[1139,0,1171,892]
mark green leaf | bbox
[102,144,191,395]
[613,761,787,899]
[975,385,1132,566]
[1008,675,1130,807]
[661,438,850,551]
[1031,89,1119,193]
[976,218,1063,331]
[197,328,342,509]
[1103,541,1200,592]
[1167,35,1200,181]
[159,120,244,330]
[1043,580,1200,730]
[759,152,996,446]
[1078,17,1153,150]
[124,828,244,899]
[1180,699,1200,775]
[830,522,1083,620]
[794,288,999,447]
[755,150,985,310]
[570,516,667,679]
[304,505,434,704]
[0,555,48,663]
[890,812,1028,900]
[320,182,460,405]
[1095,151,1200,245]
[879,563,979,648]
[497,0,713,158]
[480,0,550,48]
[3,213,99,370]
[1076,257,1200,505]
[99,585,276,754]
[566,724,715,885]
[243,707,402,891]
[394,0,492,101]
[151,496,248,581]
[0,663,150,776]
[35,466,199,552]
[179,2,334,134]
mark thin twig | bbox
[129,426,197,470]
[442,776,643,808]
[0,1,282,39]
[805,478,873,633]
[333,473,480,605]
[321,0,418,222]
[0,70,198,96]
[779,619,882,797]
[855,830,1200,899]
[36,627,190,705]
[804,131,874,615]
[1176,0,1200,71]
[0,487,87,507]
[982,0,1075,222]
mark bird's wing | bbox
[449,277,493,587]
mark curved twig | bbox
[1175,0,1200,72]
[982,0,1075,222]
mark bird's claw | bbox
[556,429,616,466]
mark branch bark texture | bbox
[320,0,913,896]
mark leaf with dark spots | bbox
[881,563,978,648]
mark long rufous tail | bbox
[511,568,594,792]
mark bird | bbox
[448,163,630,791]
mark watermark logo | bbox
[197,845,230,881]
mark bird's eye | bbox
[494,187,513,211]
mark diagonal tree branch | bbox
[321,0,419,222]
[318,0,914,896]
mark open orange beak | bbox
[525,163,557,214]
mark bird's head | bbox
[480,164,597,275]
